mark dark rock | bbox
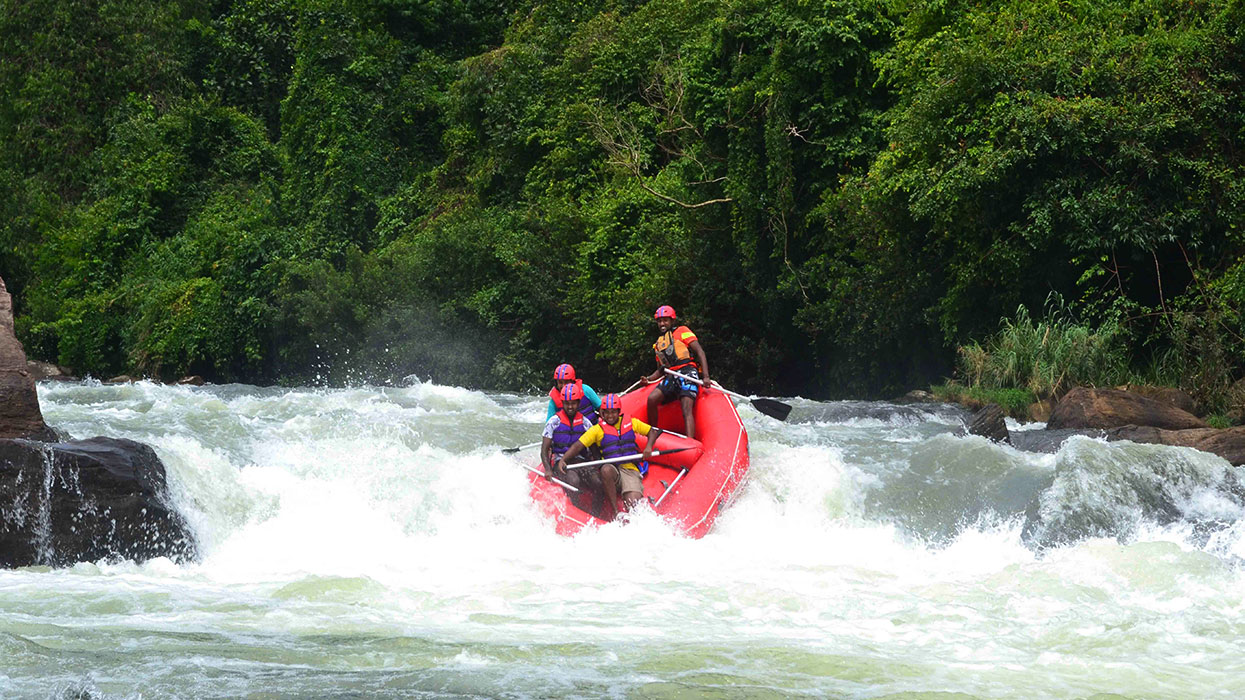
[966,403,1010,444]
[1009,428,1106,453]
[0,437,197,568]
[0,276,56,442]
[1107,425,1245,466]
[1047,387,1207,431]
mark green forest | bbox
[2,0,1244,410]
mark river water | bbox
[2,380,1244,698]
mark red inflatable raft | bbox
[527,383,750,539]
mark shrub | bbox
[931,382,1035,418]
[956,298,1129,399]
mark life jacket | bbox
[600,414,645,476]
[654,327,696,370]
[550,410,588,458]
[549,379,598,424]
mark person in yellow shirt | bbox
[557,393,663,517]
[644,305,709,440]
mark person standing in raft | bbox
[557,393,662,518]
[643,305,708,440]
[546,363,601,424]
[541,383,607,516]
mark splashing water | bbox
[1,380,1242,698]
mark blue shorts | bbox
[657,366,700,403]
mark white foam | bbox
[14,381,1245,698]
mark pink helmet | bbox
[601,393,622,410]
[654,305,676,319]
[553,363,575,380]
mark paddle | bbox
[501,441,542,455]
[619,378,646,395]
[662,368,792,421]
[564,447,691,470]
[520,463,579,492]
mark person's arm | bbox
[546,398,557,421]
[540,416,558,478]
[646,360,663,383]
[637,420,662,462]
[689,339,709,385]
[541,436,556,480]
[558,440,585,470]
[582,383,602,408]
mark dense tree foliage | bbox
[2,0,1243,404]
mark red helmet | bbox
[601,393,622,410]
[654,305,676,319]
[553,363,575,380]
[561,384,579,410]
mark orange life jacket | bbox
[654,327,696,370]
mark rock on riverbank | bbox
[0,275,197,568]
[963,387,1245,466]
[0,437,197,567]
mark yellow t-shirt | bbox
[578,417,653,472]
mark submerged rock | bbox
[1021,436,1245,550]
[966,404,1010,444]
[1047,387,1207,431]
[1010,428,1106,454]
[1107,425,1245,466]
[0,437,197,568]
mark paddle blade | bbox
[751,397,792,421]
[502,441,541,454]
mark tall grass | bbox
[956,300,1130,400]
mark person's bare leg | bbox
[680,395,696,441]
[600,464,620,518]
[621,490,642,511]
[646,385,664,424]
[560,468,583,494]
[580,467,606,518]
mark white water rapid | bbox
[2,380,1243,698]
